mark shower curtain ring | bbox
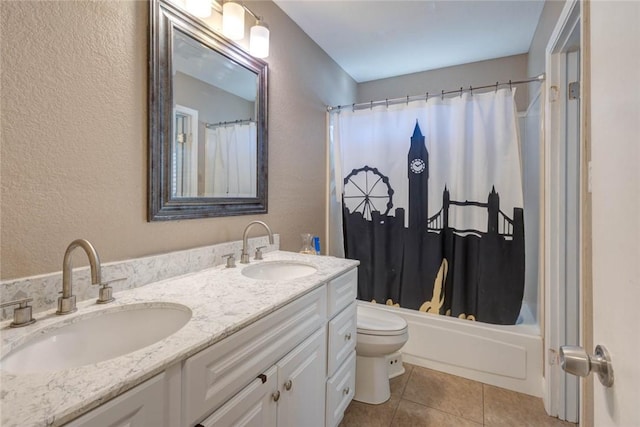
[495,82,499,93]
[352,103,355,112]
[459,87,463,98]
[509,80,512,91]
[426,92,429,102]
[441,90,445,101]
[470,85,473,96]
[406,95,409,106]
[370,101,373,110]
[385,98,389,108]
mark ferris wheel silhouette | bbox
[343,166,394,220]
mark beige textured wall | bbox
[0,1,357,279]
[526,0,566,106]
[358,54,530,112]
[527,0,567,78]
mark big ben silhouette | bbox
[407,122,429,230]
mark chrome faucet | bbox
[57,239,102,315]
[241,221,274,264]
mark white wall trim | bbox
[542,0,581,420]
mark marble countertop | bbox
[0,251,358,427]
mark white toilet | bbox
[354,303,409,404]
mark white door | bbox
[588,1,640,425]
[276,328,327,427]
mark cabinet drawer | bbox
[66,373,166,427]
[327,301,356,377]
[198,366,277,427]
[325,351,356,427]
[327,268,357,318]
[183,286,327,426]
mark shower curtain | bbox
[329,89,525,324]
[205,123,257,197]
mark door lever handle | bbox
[559,344,614,387]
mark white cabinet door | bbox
[65,373,166,427]
[276,327,327,427]
[198,366,278,427]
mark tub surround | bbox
[0,235,279,322]
[1,250,358,426]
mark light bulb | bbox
[250,21,269,58]
[222,1,245,41]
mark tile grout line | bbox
[404,365,486,426]
[389,365,415,426]
[482,383,486,426]
[399,365,413,398]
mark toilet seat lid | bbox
[357,305,407,335]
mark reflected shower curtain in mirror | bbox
[329,89,525,324]
[205,123,257,197]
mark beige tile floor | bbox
[340,364,577,427]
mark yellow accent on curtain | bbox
[419,259,448,314]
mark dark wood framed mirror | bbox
[149,0,268,221]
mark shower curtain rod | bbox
[326,74,545,112]
[204,118,255,129]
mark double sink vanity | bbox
[5,0,356,423]
[1,250,359,426]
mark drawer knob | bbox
[345,332,352,341]
[343,387,350,395]
[284,379,293,391]
[272,390,281,402]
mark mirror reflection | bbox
[172,29,258,198]
[148,0,268,221]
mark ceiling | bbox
[273,0,545,83]
[174,30,257,101]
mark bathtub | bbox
[361,301,543,397]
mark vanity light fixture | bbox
[185,0,211,18]
[182,0,269,58]
[222,0,245,40]
[221,0,270,58]
[249,20,269,58]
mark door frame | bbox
[173,104,199,197]
[542,0,586,422]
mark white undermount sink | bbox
[0,303,191,374]
[241,261,318,281]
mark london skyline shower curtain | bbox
[329,89,525,325]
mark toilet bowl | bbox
[354,303,409,404]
